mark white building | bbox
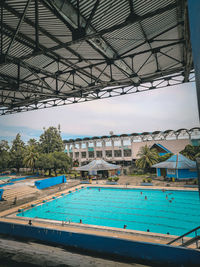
[64,128,200,166]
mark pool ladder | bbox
[167,226,200,249]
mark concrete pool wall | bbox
[0,220,199,266]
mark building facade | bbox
[64,128,200,166]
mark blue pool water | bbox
[17,187,200,236]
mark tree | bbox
[27,138,40,151]
[23,145,39,173]
[35,153,54,176]
[10,134,25,172]
[0,140,11,172]
[157,153,173,163]
[35,152,72,176]
[136,145,158,170]
[39,126,64,154]
[52,151,72,176]
[180,145,200,160]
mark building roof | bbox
[63,127,200,143]
[151,143,172,153]
[0,0,193,115]
[76,159,120,171]
[152,154,197,170]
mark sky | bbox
[0,82,199,144]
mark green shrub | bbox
[147,178,152,183]
[142,178,146,183]
[113,177,119,182]
[108,177,113,182]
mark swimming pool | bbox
[17,187,200,236]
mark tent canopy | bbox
[76,160,120,171]
[152,154,196,170]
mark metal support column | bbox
[78,142,82,165]
[188,0,200,120]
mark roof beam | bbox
[183,4,193,82]
[43,0,140,83]
[85,0,100,31]
[6,0,31,56]
[2,22,99,84]
[3,2,82,61]
[40,1,179,50]
[0,0,4,55]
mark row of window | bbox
[69,149,132,158]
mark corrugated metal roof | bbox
[76,159,120,171]
[0,0,193,115]
[152,154,197,169]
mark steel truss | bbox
[0,0,194,115]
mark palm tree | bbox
[136,145,158,170]
[23,146,39,173]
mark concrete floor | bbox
[0,236,149,267]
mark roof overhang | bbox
[0,0,194,115]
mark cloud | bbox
[0,82,199,141]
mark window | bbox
[124,149,131,157]
[96,142,102,147]
[69,152,73,158]
[114,140,120,146]
[167,169,175,175]
[88,142,94,147]
[123,139,131,146]
[75,152,79,158]
[89,151,94,158]
[106,150,112,157]
[105,141,111,147]
[96,151,102,158]
[81,152,86,158]
[114,150,122,157]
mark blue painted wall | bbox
[0,182,14,188]
[157,168,197,179]
[35,175,66,190]
[0,189,3,200]
[0,221,200,265]
[178,169,197,179]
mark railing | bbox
[167,226,200,249]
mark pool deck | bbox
[0,184,197,248]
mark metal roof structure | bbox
[0,0,194,115]
[63,127,200,143]
[76,159,120,171]
[152,154,196,169]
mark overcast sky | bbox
[0,82,199,143]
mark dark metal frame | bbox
[0,0,194,115]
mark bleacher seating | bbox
[2,186,39,202]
